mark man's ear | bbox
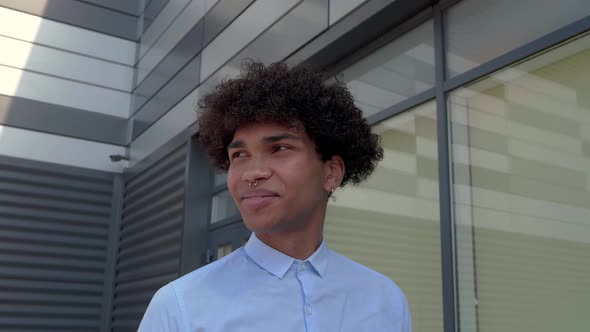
[323,155,345,192]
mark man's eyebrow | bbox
[261,133,301,144]
[227,140,245,150]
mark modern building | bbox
[0,0,588,331]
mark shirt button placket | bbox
[297,262,313,329]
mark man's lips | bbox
[241,189,279,199]
[241,189,279,210]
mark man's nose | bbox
[241,157,271,184]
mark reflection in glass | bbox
[325,101,442,332]
[213,172,228,187]
[450,33,590,332]
[210,190,239,223]
[445,0,590,77]
[217,243,233,260]
[340,20,434,117]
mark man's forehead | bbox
[232,122,302,138]
[227,122,306,148]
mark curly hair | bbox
[198,61,383,186]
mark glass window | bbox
[449,33,590,332]
[217,243,233,259]
[210,190,239,223]
[445,0,590,77]
[325,101,443,332]
[213,172,228,187]
[340,20,435,117]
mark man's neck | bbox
[256,226,324,260]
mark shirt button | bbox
[306,305,312,316]
[300,263,305,270]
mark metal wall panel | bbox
[0,6,136,65]
[81,0,142,16]
[143,0,170,32]
[0,94,128,146]
[199,0,300,81]
[138,0,191,61]
[111,145,187,332]
[133,21,203,113]
[0,124,127,173]
[202,0,255,46]
[0,0,140,40]
[0,156,115,331]
[0,65,131,118]
[129,89,200,164]
[135,0,208,85]
[329,0,369,25]
[132,55,201,140]
[0,35,134,92]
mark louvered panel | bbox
[0,317,100,331]
[114,274,176,295]
[111,290,160,307]
[118,228,182,261]
[112,288,164,307]
[0,241,106,260]
[0,265,105,284]
[112,306,151,320]
[0,167,113,195]
[1,205,111,226]
[124,146,186,194]
[0,181,111,205]
[119,233,185,273]
[0,228,107,248]
[0,253,104,271]
[0,279,103,294]
[0,216,108,238]
[112,145,187,332]
[0,303,100,316]
[120,200,183,238]
[116,259,180,285]
[0,157,114,331]
[123,182,184,223]
[119,211,183,248]
[119,215,182,254]
[123,163,185,212]
[122,197,184,234]
[0,289,102,304]
[111,318,142,332]
[0,193,111,216]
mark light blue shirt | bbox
[139,233,411,331]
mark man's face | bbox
[226,121,333,234]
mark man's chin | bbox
[243,218,284,235]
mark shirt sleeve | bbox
[138,284,185,332]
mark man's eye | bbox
[232,151,247,158]
[274,145,289,152]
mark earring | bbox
[329,186,336,202]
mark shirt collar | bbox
[244,233,329,279]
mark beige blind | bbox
[450,33,590,332]
[325,101,443,332]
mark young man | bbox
[139,62,411,331]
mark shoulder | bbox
[144,248,248,311]
[139,249,248,331]
[328,249,405,298]
[170,248,247,292]
[138,283,184,331]
[327,249,411,328]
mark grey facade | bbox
[0,0,589,331]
